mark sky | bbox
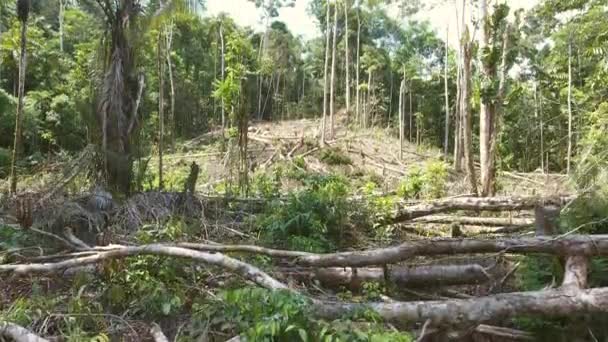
[206,0,539,45]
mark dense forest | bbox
[0,0,607,341]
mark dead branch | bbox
[474,324,534,341]
[384,195,576,224]
[297,235,608,267]
[0,322,49,342]
[176,242,314,258]
[314,287,608,326]
[0,245,287,291]
[412,215,534,227]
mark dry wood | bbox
[474,324,534,341]
[297,235,608,267]
[0,245,287,290]
[562,255,589,290]
[412,215,534,227]
[309,264,489,289]
[314,287,608,326]
[0,322,49,342]
[385,195,575,224]
[150,323,169,342]
[176,242,314,258]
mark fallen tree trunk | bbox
[412,215,534,227]
[314,287,608,326]
[0,245,287,291]
[305,264,490,289]
[176,242,314,258]
[385,195,575,224]
[0,322,49,342]
[297,235,608,267]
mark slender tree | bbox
[567,36,573,174]
[344,0,350,114]
[355,3,361,125]
[158,29,165,190]
[9,0,30,194]
[444,25,449,158]
[220,22,226,130]
[321,0,331,143]
[461,27,477,195]
[329,0,338,138]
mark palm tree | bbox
[9,0,29,194]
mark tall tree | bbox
[355,2,360,125]
[321,0,330,143]
[566,35,573,174]
[9,0,29,194]
[443,25,449,158]
[329,0,338,138]
[344,0,350,114]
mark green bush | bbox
[258,175,357,252]
[397,160,448,199]
[191,287,412,342]
[320,147,353,165]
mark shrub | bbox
[320,147,353,165]
[397,160,448,199]
[258,175,357,252]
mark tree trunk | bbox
[59,0,64,52]
[479,0,492,196]
[220,23,226,130]
[386,194,572,225]
[165,23,175,151]
[444,25,450,158]
[412,215,534,227]
[9,13,28,194]
[298,234,607,268]
[321,0,331,143]
[158,31,165,190]
[408,84,413,142]
[567,38,573,174]
[461,31,477,195]
[399,78,405,160]
[344,0,350,115]
[355,7,361,126]
[329,2,338,139]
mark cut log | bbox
[313,287,608,326]
[412,215,533,227]
[0,245,287,291]
[310,264,490,289]
[0,322,49,342]
[385,195,575,224]
[297,235,608,267]
[562,255,589,290]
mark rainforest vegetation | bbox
[0,0,608,341]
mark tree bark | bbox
[460,30,477,195]
[59,0,64,52]
[9,14,28,194]
[444,25,450,158]
[329,2,338,139]
[0,322,49,342]
[297,234,608,268]
[321,0,331,143]
[220,23,226,130]
[150,323,169,342]
[314,287,608,326]
[165,23,175,151]
[157,31,165,190]
[399,78,405,160]
[344,0,350,114]
[567,38,573,174]
[412,215,534,227]
[479,0,492,196]
[387,195,573,224]
[310,264,489,289]
[0,245,288,290]
[355,6,361,125]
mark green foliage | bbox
[258,175,357,252]
[192,287,412,342]
[319,147,353,166]
[514,255,562,291]
[397,160,448,199]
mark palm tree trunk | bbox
[9,10,28,194]
[329,1,338,139]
